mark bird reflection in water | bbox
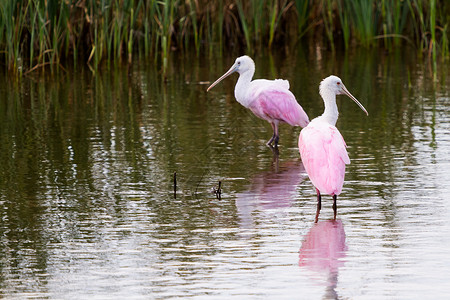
[299,220,347,299]
[235,150,306,232]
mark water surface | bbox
[0,48,449,299]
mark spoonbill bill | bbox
[207,56,309,146]
[298,75,368,222]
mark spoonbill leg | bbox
[315,189,322,223]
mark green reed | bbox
[350,0,376,47]
[295,0,312,39]
[379,0,409,49]
[337,0,350,49]
[430,0,436,61]
[0,0,449,75]
[235,0,251,51]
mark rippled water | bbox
[0,48,449,299]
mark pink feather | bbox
[247,84,309,128]
[299,119,350,196]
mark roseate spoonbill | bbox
[298,75,368,222]
[207,56,309,146]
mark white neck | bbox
[319,89,339,126]
[234,68,255,107]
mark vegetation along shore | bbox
[0,0,448,75]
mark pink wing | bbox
[247,85,309,128]
[299,120,350,196]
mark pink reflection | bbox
[237,159,305,207]
[299,219,347,272]
[235,159,306,230]
[299,220,347,297]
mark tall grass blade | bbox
[236,0,251,51]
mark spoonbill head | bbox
[206,56,255,92]
[298,75,368,222]
[319,75,368,119]
[207,55,309,147]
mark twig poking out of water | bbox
[213,181,222,200]
[173,172,177,199]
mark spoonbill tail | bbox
[207,56,309,146]
[298,75,368,222]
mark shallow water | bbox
[0,47,449,299]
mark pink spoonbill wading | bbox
[207,56,309,147]
[298,75,368,223]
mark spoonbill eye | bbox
[337,82,341,85]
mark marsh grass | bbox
[0,0,449,75]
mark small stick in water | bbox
[216,181,222,200]
[173,172,177,199]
